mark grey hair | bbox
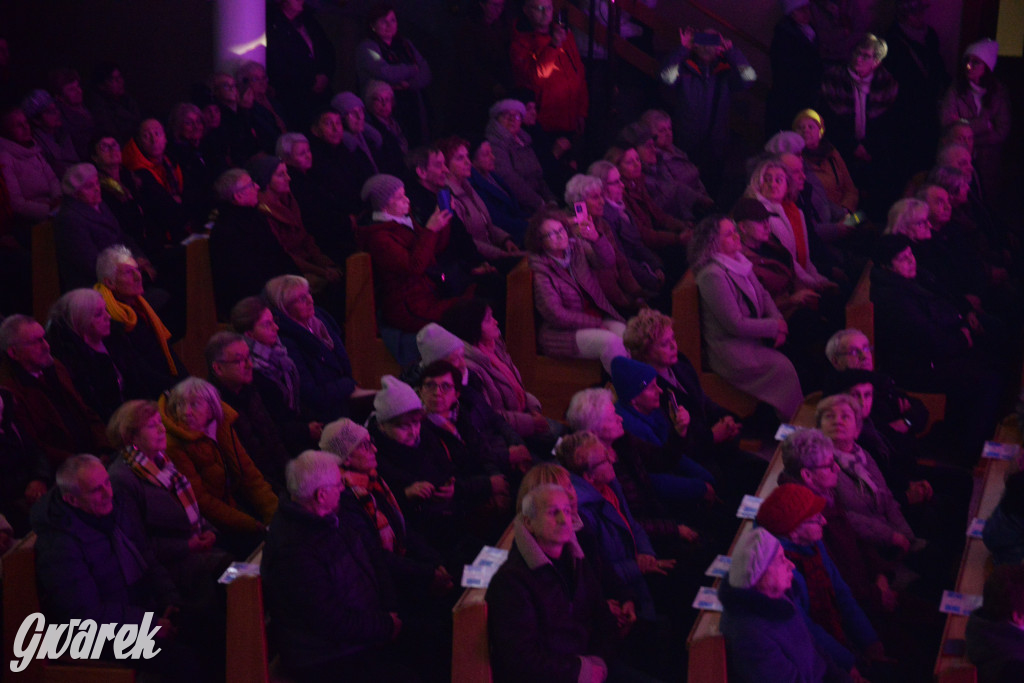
[214,168,251,202]
[825,328,867,368]
[639,109,671,128]
[276,132,309,160]
[936,143,971,168]
[363,79,393,106]
[566,388,615,432]
[168,102,202,139]
[521,483,566,520]
[263,274,310,314]
[167,377,224,427]
[48,288,106,339]
[61,163,98,196]
[0,314,37,353]
[96,244,136,283]
[205,330,247,373]
[286,450,343,502]
[885,198,929,237]
[56,453,104,496]
[927,165,970,198]
[764,131,805,155]
[781,428,835,477]
[564,174,603,205]
[586,159,616,186]
[814,393,863,435]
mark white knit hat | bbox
[319,418,370,461]
[416,323,464,366]
[728,527,782,589]
[373,375,423,423]
[964,38,998,73]
[764,130,805,154]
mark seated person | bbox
[46,288,143,422]
[23,88,79,179]
[556,430,673,621]
[756,483,884,679]
[106,400,232,596]
[230,296,318,455]
[610,356,716,512]
[263,274,357,423]
[307,107,363,221]
[0,314,109,468]
[32,454,202,680]
[486,483,619,683]
[983,471,1024,567]
[54,162,150,289]
[363,80,408,170]
[235,61,287,156]
[166,102,217,227]
[208,168,298,318]
[330,91,394,184]
[483,98,554,211]
[121,118,191,247]
[319,418,453,599]
[260,450,417,682]
[160,377,278,556]
[966,564,1024,682]
[206,331,291,491]
[357,173,469,333]
[207,72,260,167]
[0,386,49,537]
[718,527,844,682]
[95,245,185,393]
[50,67,96,161]
[526,208,627,371]
[0,104,61,230]
[793,108,859,214]
[467,136,530,245]
[639,109,713,221]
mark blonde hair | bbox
[516,463,573,513]
[623,308,673,361]
[555,430,603,475]
[263,274,311,314]
[166,377,224,427]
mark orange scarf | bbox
[94,282,178,376]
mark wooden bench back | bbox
[32,220,60,322]
[344,251,400,389]
[845,261,874,345]
[173,236,219,378]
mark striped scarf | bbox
[122,446,210,535]
[341,469,404,553]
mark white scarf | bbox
[848,68,873,141]
[713,253,762,316]
[372,210,414,230]
[833,443,881,504]
[969,82,985,117]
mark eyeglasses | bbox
[542,225,567,240]
[218,355,252,366]
[422,380,455,393]
[841,345,872,358]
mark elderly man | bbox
[756,483,884,680]
[121,118,190,247]
[208,167,297,317]
[32,454,201,679]
[95,244,184,392]
[260,450,417,682]
[486,483,618,682]
[54,162,148,289]
[206,331,290,491]
[0,314,108,467]
[308,107,362,220]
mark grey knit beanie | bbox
[361,174,405,211]
[373,375,423,423]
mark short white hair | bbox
[48,288,105,339]
[825,328,867,368]
[885,198,929,237]
[166,377,224,427]
[96,244,136,283]
[521,483,565,520]
[263,274,310,314]
[564,174,603,205]
[61,163,98,196]
[566,388,614,432]
[286,450,342,502]
[56,454,104,496]
[276,132,309,160]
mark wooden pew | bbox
[31,220,60,322]
[223,545,286,683]
[685,403,818,682]
[344,251,400,389]
[172,236,219,378]
[933,415,1022,683]
[671,270,759,418]
[451,524,516,683]
[845,261,874,344]
[2,534,137,683]
[504,259,603,420]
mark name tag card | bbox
[774,424,798,441]
[705,555,732,578]
[692,586,723,612]
[939,590,983,616]
[981,441,1022,461]
[460,545,510,588]
[736,495,763,519]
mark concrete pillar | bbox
[214,0,266,72]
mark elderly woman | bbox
[564,173,645,313]
[870,234,1003,455]
[160,377,278,554]
[793,108,859,213]
[816,393,918,558]
[319,417,451,594]
[691,214,803,420]
[53,162,148,289]
[0,105,61,227]
[526,208,626,371]
[107,400,231,589]
[359,173,471,334]
[607,145,690,252]
[46,288,140,422]
[89,136,149,251]
[745,157,831,291]
[719,527,840,682]
[588,159,665,296]
[165,102,218,221]
[484,99,554,212]
[355,2,431,146]
[639,109,712,216]
[330,91,385,186]
[230,296,317,455]
[263,274,356,424]
[819,33,901,216]
[248,155,342,298]
[467,136,530,244]
[364,80,408,161]
[438,135,522,263]
[939,39,1010,195]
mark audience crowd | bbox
[0,0,1020,680]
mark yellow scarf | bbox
[94,282,178,376]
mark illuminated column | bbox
[215,0,266,71]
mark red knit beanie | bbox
[756,484,826,536]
